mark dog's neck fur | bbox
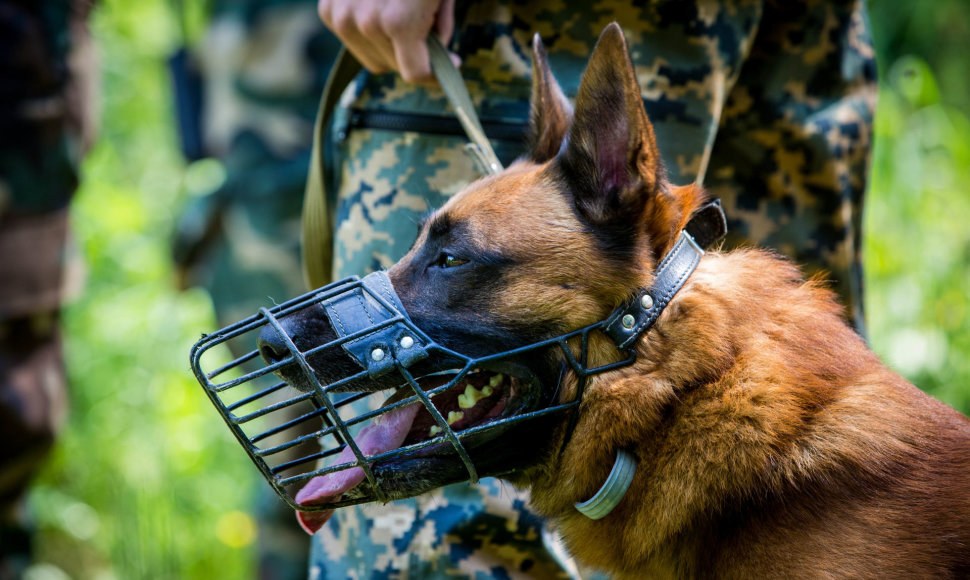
[441,24,970,577]
[524,247,957,577]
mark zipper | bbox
[347,109,528,142]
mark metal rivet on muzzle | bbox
[621,314,636,329]
[371,347,386,361]
[400,336,414,349]
[641,294,654,310]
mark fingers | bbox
[435,0,455,44]
[434,0,462,70]
[319,0,393,74]
[318,0,459,83]
[390,36,432,83]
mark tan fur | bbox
[396,23,970,577]
[526,249,970,577]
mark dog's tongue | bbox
[294,401,420,534]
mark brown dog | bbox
[279,23,970,578]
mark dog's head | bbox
[389,23,708,357]
[258,23,708,531]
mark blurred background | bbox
[13,0,970,578]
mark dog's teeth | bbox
[447,411,464,425]
[457,385,477,409]
[458,385,488,409]
[489,374,504,388]
[429,425,442,437]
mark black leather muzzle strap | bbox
[321,271,430,378]
[604,200,727,349]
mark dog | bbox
[266,23,970,578]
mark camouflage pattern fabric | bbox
[0,0,92,316]
[175,0,342,325]
[704,0,876,337]
[0,1,93,576]
[310,0,876,578]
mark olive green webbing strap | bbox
[301,36,503,289]
[301,45,360,290]
[425,37,503,175]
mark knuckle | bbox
[316,1,330,25]
[380,10,414,37]
[357,11,382,37]
[329,5,356,36]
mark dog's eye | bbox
[436,254,469,269]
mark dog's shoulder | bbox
[548,247,970,574]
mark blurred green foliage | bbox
[865,0,970,413]
[23,0,970,578]
[27,1,258,579]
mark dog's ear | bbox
[560,23,665,229]
[528,33,573,163]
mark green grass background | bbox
[23,0,970,578]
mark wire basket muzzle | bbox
[190,272,631,512]
[191,274,439,508]
[190,273,546,511]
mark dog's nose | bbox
[253,304,376,392]
[258,324,293,365]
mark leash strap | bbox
[603,200,727,349]
[301,37,503,290]
[425,38,503,175]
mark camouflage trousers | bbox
[0,215,79,508]
[0,0,93,574]
[310,0,877,578]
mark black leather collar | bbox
[603,200,727,349]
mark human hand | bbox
[318,0,459,83]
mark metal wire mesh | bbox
[190,276,636,511]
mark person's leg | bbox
[172,3,344,577]
[0,311,68,579]
[0,1,94,573]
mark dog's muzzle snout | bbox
[252,271,433,394]
[255,311,327,392]
[189,270,622,515]
[190,201,725,520]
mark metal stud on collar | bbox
[641,294,654,310]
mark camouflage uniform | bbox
[311,0,877,578]
[0,0,93,576]
[175,0,341,326]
